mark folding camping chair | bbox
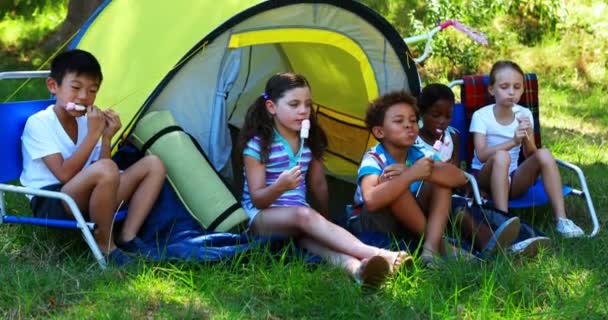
[448,74,599,237]
[0,82,125,269]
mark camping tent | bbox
[72,0,421,183]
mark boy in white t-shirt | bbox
[20,49,167,265]
[469,60,583,238]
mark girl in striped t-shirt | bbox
[239,73,410,287]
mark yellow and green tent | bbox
[72,0,421,230]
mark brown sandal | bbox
[354,255,391,288]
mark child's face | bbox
[421,99,453,139]
[489,67,524,108]
[374,103,418,147]
[266,86,312,134]
[47,71,100,115]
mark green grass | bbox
[1,1,607,319]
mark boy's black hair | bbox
[239,72,327,162]
[489,60,524,86]
[365,90,418,136]
[418,83,454,115]
[49,49,103,85]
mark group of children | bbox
[20,49,584,287]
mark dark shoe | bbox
[480,217,520,258]
[107,248,134,267]
[117,236,153,256]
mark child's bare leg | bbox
[456,211,492,252]
[511,148,567,219]
[61,159,120,253]
[298,237,361,276]
[477,150,511,212]
[419,183,452,255]
[252,207,401,264]
[115,155,166,242]
[387,190,426,235]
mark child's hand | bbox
[276,165,302,191]
[87,105,105,138]
[102,109,122,139]
[516,116,533,140]
[378,164,406,184]
[513,121,529,144]
[410,157,434,180]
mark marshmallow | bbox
[300,119,310,139]
[433,140,442,152]
[66,102,86,111]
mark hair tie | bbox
[261,93,270,100]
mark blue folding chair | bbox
[0,97,125,269]
[448,74,599,237]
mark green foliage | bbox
[0,0,67,62]
[500,0,566,44]
[360,0,568,80]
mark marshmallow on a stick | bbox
[66,102,86,111]
[300,119,310,139]
[432,129,443,152]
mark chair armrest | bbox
[555,158,600,237]
[0,183,94,230]
[463,171,483,206]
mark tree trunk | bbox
[40,0,104,51]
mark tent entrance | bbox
[228,28,378,100]
[227,28,381,181]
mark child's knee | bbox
[490,150,511,168]
[141,155,166,176]
[293,207,321,227]
[90,159,120,182]
[536,148,555,165]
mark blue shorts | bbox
[30,184,90,221]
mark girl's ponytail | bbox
[239,94,274,162]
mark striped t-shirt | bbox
[353,143,425,207]
[241,129,312,221]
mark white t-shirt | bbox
[469,104,534,174]
[414,126,456,162]
[20,105,101,198]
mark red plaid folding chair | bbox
[448,74,599,237]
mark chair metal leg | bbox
[556,159,600,237]
[0,184,108,269]
[0,190,6,225]
[463,171,483,206]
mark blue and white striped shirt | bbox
[353,143,425,207]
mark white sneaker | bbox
[556,218,585,238]
[510,236,551,258]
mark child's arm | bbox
[307,158,329,217]
[426,162,467,188]
[243,155,301,209]
[448,131,460,168]
[361,158,432,211]
[100,109,121,159]
[473,132,519,163]
[42,106,106,183]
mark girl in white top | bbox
[469,60,583,238]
